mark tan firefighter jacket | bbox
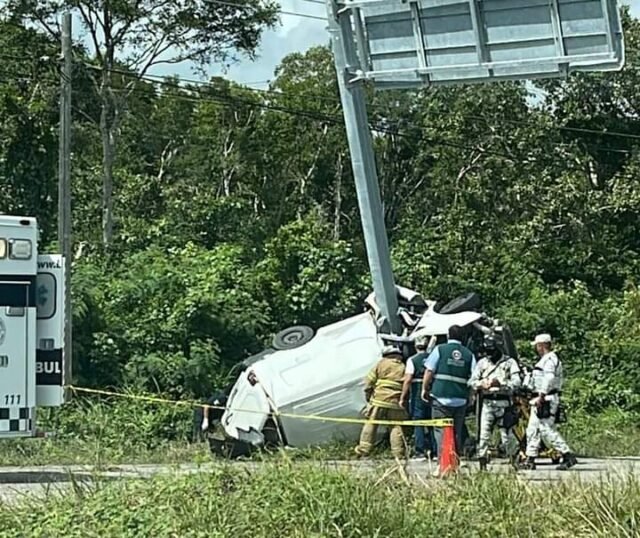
[364,355,405,410]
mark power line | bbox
[4,41,640,145]
[203,0,326,20]
[4,57,639,160]
[67,81,640,185]
[2,60,638,179]
[69,68,640,172]
[467,113,640,142]
[83,64,640,158]
[127,65,640,145]
[5,59,612,167]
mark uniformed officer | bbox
[520,333,577,471]
[355,345,408,459]
[469,334,522,471]
[400,337,436,460]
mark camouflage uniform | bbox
[355,351,408,459]
[525,351,570,458]
[469,355,522,463]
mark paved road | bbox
[1,457,639,504]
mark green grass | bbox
[0,437,210,467]
[1,397,638,467]
[0,397,207,467]
[0,461,638,537]
[562,407,640,457]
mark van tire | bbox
[262,419,282,449]
[437,292,482,314]
[272,325,315,350]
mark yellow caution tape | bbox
[66,385,454,428]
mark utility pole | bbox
[58,12,72,398]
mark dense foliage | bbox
[1,9,639,415]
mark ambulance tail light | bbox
[0,238,6,258]
[9,239,32,259]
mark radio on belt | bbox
[0,215,67,439]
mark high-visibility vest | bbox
[430,342,473,400]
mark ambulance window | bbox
[36,273,56,320]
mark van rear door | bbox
[221,371,271,446]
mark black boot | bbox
[478,457,488,471]
[556,452,577,471]
[519,456,536,470]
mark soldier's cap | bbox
[531,333,552,345]
[382,345,402,357]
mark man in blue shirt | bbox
[421,325,476,458]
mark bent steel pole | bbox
[327,1,400,334]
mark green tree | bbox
[8,0,278,246]
[0,22,59,244]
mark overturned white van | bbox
[208,288,513,457]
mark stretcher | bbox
[512,390,562,464]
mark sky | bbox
[151,0,640,86]
[150,0,330,85]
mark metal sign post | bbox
[326,0,623,333]
[327,2,401,334]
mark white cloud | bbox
[150,0,328,85]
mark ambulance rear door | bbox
[36,254,65,406]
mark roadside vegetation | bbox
[0,398,638,467]
[0,461,638,537]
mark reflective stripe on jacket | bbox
[365,355,405,410]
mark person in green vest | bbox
[421,325,476,457]
[400,337,436,460]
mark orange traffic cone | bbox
[438,424,459,477]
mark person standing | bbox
[355,345,408,459]
[400,338,436,460]
[421,325,476,457]
[469,334,522,471]
[520,333,577,471]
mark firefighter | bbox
[400,337,436,460]
[520,333,577,471]
[469,334,522,471]
[355,345,408,459]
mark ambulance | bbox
[0,215,66,439]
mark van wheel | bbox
[262,419,282,449]
[272,325,315,350]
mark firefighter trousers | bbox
[355,405,408,459]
